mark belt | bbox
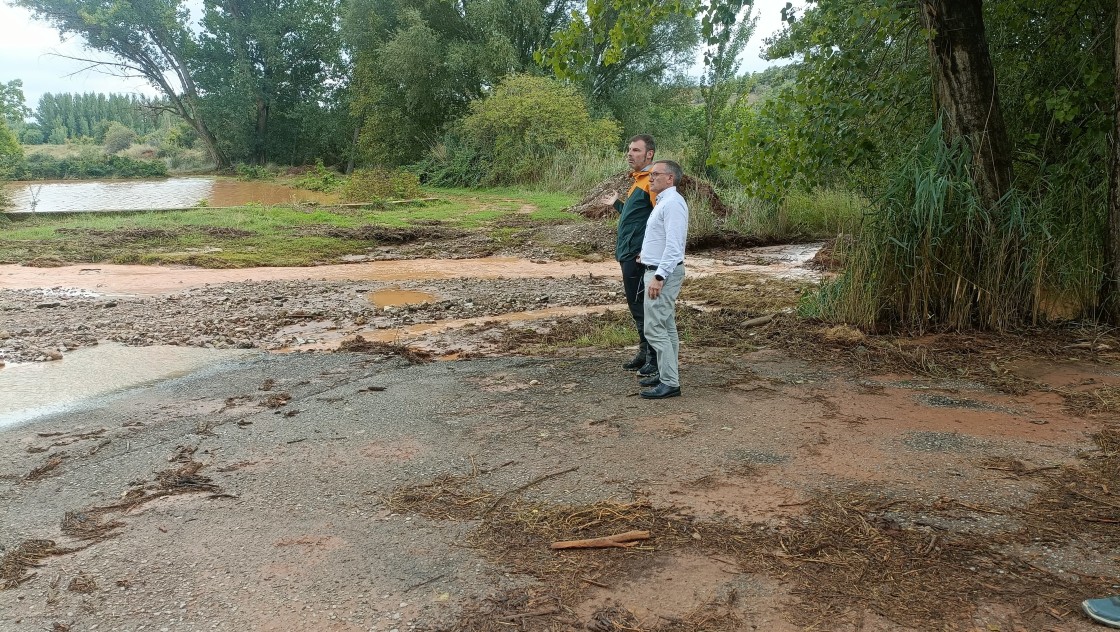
[644,262,683,271]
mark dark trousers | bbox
[620,258,648,349]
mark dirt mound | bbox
[571,172,735,219]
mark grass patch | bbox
[0,188,581,267]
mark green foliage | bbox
[0,80,31,126]
[293,160,342,193]
[103,122,137,154]
[811,123,1053,331]
[10,154,168,180]
[342,168,422,201]
[194,0,348,166]
[0,119,23,177]
[33,92,171,141]
[723,1,928,200]
[235,163,275,181]
[458,75,621,185]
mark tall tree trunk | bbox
[255,96,269,165]
[920,0,1013,209]
[1107,0,1120,322]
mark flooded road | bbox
[0,343,251,429]
[3,177,336,213]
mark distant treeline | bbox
[21,92,174,144]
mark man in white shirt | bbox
[637,160,687,399]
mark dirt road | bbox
[2,247,1119,632]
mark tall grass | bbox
[714,183,867,241]
[807,121,1101,332]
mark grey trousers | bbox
[642,264,684,387]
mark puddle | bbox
[0,342,251,429]
[3,177,337,213]
[367,289,435,309]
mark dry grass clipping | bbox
[338,335,433,363]
[1060,386,1120,417]
[393,466,1115,631]
[0,540,81,589]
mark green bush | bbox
[235,163,274,180]
[342,168,422,201]
[457,74,621,185]
[293,160,341,192]
[103,122,137,154]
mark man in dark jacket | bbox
[599,134,658,376]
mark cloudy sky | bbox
[0,1,794,112]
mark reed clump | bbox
[809,121,1102,332]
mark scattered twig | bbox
[404,573,445,592]
[483,466,578,515]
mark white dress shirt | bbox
[639,185,688,279]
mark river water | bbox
[3,177,337,213]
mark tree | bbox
[15,0,229,167]
[0,80,31,126]
[919,0,1012,210]
[344,0,575,166]
[695,4,756,174]
[0,119,23,177]
[460,74,621,183]
[194,0,346,165]
[541,0,702,103]
[1109,0,1120,321]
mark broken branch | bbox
[550,530,650,550]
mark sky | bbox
[0,1,795,113]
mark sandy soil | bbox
[1,242,1119,632]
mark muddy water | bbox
[0,248,823,296]
[0,343,251,428]
[368,289,436,309]
[3,177,336,213]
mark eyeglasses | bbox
[649,171,671,179]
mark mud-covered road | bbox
[2,244,1119,632]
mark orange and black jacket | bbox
[613,167,657,262]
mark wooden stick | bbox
[742,314,774,328]
[550,530,650,550]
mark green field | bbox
[0,188,579,267]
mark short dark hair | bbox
[628,134,656,153]
[653,159,682,184]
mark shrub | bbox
[235,163,274,180]
[103,122,137,154]
[293,160,341,192]
[342,168,422,202]
[10,153,168,179]
[458,74,621,185]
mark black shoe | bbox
[638,374,660,387]
[622,347,646,370]
[637,359,658,377]
[640,383,681,399]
